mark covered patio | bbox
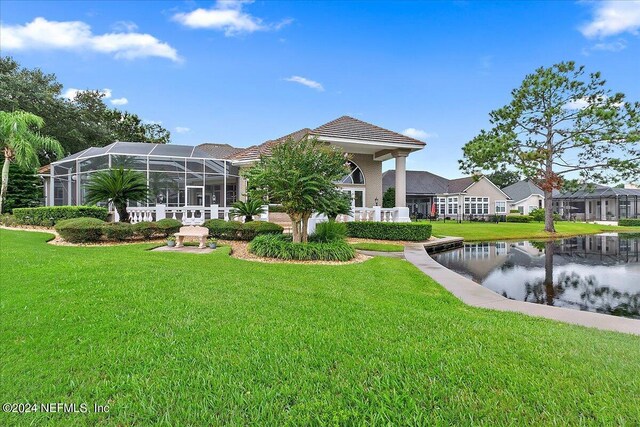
[553,186,640,221]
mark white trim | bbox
[316,135,424,150]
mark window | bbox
[518,206,524,214]
[340,161,365,185]
[447,197,458,215]
[495,201,506,214]
[437,197,447,215]
[464,197,489,215]
[528,205,537,213]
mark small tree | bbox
[231,199,265,222]
[85,168,148,222]
[244,137,350,243]
[487,170,521,188]
[460,62,639,232]
[382,187,395,208]
[0,110,63,214]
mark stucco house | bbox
[39,116,425,223]
[502,180,544,214]
[382,170,510,220]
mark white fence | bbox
[122,204,269,225]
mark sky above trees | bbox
[1,0,638,178]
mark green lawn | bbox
[1,229,639,425]
[350,242,404,252]
[428,220,638,241]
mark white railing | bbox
[124,204,269,225]
[334,206,410,224]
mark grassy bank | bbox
[1,229,639,425]
[428,220,638,241]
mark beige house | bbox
[40,116,425,224]
[502,180,544,214]
[382,170,510,220]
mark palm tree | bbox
[230,199,265,222]
[0,110,63,214]
[85,168,148,222]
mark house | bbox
[552,184,640,221]
[382,170,510,219]
[38,116,425,223]
[502,180,544,214]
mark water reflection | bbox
[432,235,640,318]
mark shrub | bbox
[310,221,347,243]
[249,234,355,261]
[13,206,109,226]
[509,209,520,214]
[530,208,545,222]
[345,222,432,241]
[240,221,284,241]
[156,218,182,237]
[619,219,640,226]
[103,222,135,241]
[204,219,283,240]
[0,214,17,227]
[204,219,243,239]
[133,221,159,239]
[268,204,286,213]
[506,215,532,223]
[55,217,105,243]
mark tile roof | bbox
[502,180,543,202]
[197,143,244,159]
[312,116,426,146]
[229,116,425,162]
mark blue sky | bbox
[1,0,639,178]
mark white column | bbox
[373,205,381,222]
[394,152,408,208]
[156,204,166,221]
[211,204,219,220]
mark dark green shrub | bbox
[13,206,109,226]
[133,221,159,239]
[310,221,347,242]
[249,234,355,261]
[204,219,243,239]
[103,222,135,241]
[345,222,432,241]
[156,218,182,237]
[530,208,545,222]
[204,219,283,240]
[240,221,284,241]
[506,215,532,223]
[509,209,520,214]
[268,204,286,213]
[619,219,640,226]
[55,217,105,243]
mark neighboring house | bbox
[552,184,640,221]
[39,116,425,222]
[502,180,544,214]
[382,170,510,219]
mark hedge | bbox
[102,222,135,241]
[156,218,182,237]
[506,215,532,223]
[204,219,283,241]
[55,217,106,243]
[133,221,159,240]
[13,206,109,226]
[345,222,432,241]
[249,234,355,261]
[619,219,640,226]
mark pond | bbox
[431,234,640,319]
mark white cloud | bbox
[284,76,324,91]
[172,0,292,36]
[0,17,180,62]
[62,87,112,100]
[175,126,190,133]
[111,20,138,33]
[580,1,640,38]
[401,128,436,141]
[110,97,128,106]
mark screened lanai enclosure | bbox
[553,185,640,221]
[40,142,245,223]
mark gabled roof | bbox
[447,176,476,193]
[502,180,544,203]
[312,116,426,146]
[383,170,450,195]
[229,116,425,163]
[197,143,244,159]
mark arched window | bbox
[341,161,365,185]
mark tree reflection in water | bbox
[522,240,640,318]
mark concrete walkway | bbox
[404,243,640,336]
[356,250,405,259]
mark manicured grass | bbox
[1,229,639,425]
[427,220,639,241]
[351,242,404,252]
